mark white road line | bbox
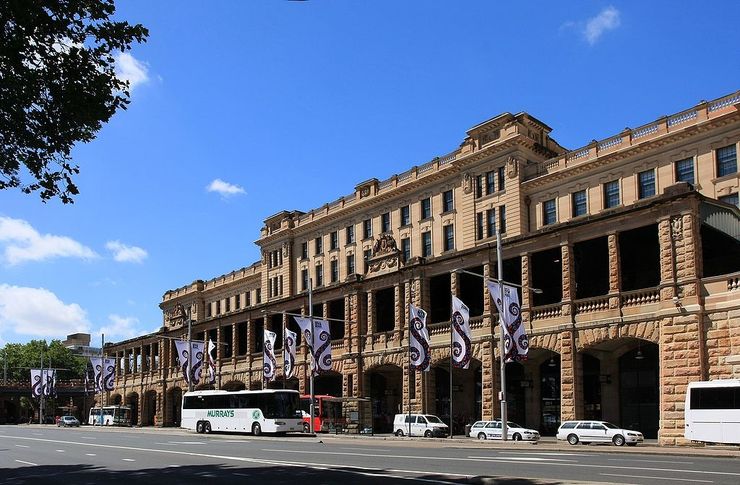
[14,444,29,448]
[233,472,249,476]
[494,456,575,462]
[14,460,38,466]
[85,453,96,456]
[55,449,65,452]
[80,436,97,440]
[388,469,473,479]
[122,458,136,462]
[608,458,694,465]
[601,473,712,483]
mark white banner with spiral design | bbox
[284,328,297,379]
[451,295,472,369]
[263,330,277,382]
[487,281,529,362]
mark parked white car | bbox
[557,420,643,446]
[393,413,449,438]
[468,420,540,441]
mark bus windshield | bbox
[263,392,300,419]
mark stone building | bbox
[107,91,740,445]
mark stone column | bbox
[521,254,531,326]
[450,270,459,297]
[367,291,375,337]
[607,233,621,308]
[483,262,493,331]
[231,323,238,365]
[658,212,704,445]
[394,283,403,344]
[560,328,581,421]
[482,339,498,420]
[561,244,574,317]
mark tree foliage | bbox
[0,0,148,203]
[2,339,87,381]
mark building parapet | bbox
[525,90,740,181]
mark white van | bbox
[393,413,449,438]
[685,379,740,444]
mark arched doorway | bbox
[582,353,602,420]
[315,371,342,396]
[432,359,482,433]
[365,364,402,433]
[110,393,122,405]
[539,355,560,435]
[619,342,659,438]
[125,392,139,426]
[142,390,157,426]
[505,361,526,427]
[166,387,182,427]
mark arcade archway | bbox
[365,364,402,433]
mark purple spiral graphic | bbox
[180,350,190,382]
[451,311,471,369]
[104,364,115,391]
[31,375,42,398]
[314,330,331,373]
[284,335,295,377]
[409,316,430,371]
[264,341,277,380]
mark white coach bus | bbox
[685,379,740,444]
[181,389,303,435]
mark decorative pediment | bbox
[367,234,400,275]
[164,303,188,329]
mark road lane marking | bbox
[80,436,97,440]
[601,473,712,483]
[15,445,29,448]
[154,441,205,445]
[85,453,96,456]
[122,458,136,462]
[15,460,38,466]
[494,456,576,462]
[2,435,736,481]
[608,458,694,465]
[55,449,65,452]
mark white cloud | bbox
[97,314,143,342]
[0,216,98,265]
[206,179,246,197]
[584,6,621,45]
[106,240,148,263]
[114,51,149,90]
[0,285,91,337]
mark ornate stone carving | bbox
[671,216,683,240]
[506,156,519,179]
[372,233,398,256]
[164,303,187,328]
[282,242,289,257]
[462,172,472,194]
[360,187,370,198]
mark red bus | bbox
[300,394,344,433]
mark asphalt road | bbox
[1,426,738,484]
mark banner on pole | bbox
[487,281,529,362]
[313,319,332,373]
[103,357,116,391]
[90,357,103,392]
[451,295,472,369]
[263,330,277,382]
[284,328,297,379]
[174,340,205,384]
[293,316,331,375]
[207,339,217,384]
[409,304,431,372]
[30,369,42,398]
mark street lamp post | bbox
[453,228,542,441]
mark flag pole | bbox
[101,334,106,425]
[282,312,287,390]
[39,350,43,424]
[497,227,508,442]
[449,293,454,439]
[407,281,411,437]
[187,307,193,393]
[308,278,315,434]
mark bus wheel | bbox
[204,422,212,434]
[196,421,204,433]
[252,422,262,436]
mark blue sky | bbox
[1,1,738,345]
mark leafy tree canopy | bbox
[0,0,148,203]
[2,339,87,381]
